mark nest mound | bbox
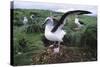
[32,45,97,64]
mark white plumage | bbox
[23,16,28,25]
[44,17,66,53]
[45,17,66,42]
[30,14,35,19]
[75,17,84,28]
[43,10,91,53]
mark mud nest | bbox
[32,45,97,65]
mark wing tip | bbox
[75,10,92,15]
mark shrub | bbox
[80,24,97,49]
[25,24,42,33]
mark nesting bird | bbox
[43,16,66,53]
[43,10,91,53]
[23,16,28,25]
[30,14,35,20]
[74,15,86,30]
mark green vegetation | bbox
[12,9,97,66]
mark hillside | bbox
[12,9,97,66]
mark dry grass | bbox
[32,45,97,65]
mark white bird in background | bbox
[30,14,35,20]
[23,16,28,25]
[43,10,91,53]
[74,15,86,30]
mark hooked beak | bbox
[42,19,49,27]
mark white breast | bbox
[75,18,80,25]
[23,17,28,24]
[45,25,66,42]
[75,18,84,28]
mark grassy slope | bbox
[13,26,45,65]
[13,9,97,66]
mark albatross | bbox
[74,15,86,30]
[23,16,28,25]
[43,10,91,53]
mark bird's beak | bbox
[42,21,46,27]
[42,19,49,27]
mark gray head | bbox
[42,17,54,26]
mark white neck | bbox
[75,18,79,23]
[45,24,54,33]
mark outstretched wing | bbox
[51,10,91,32]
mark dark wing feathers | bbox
[51,10,91,32]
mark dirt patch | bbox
[32,45,97,64]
